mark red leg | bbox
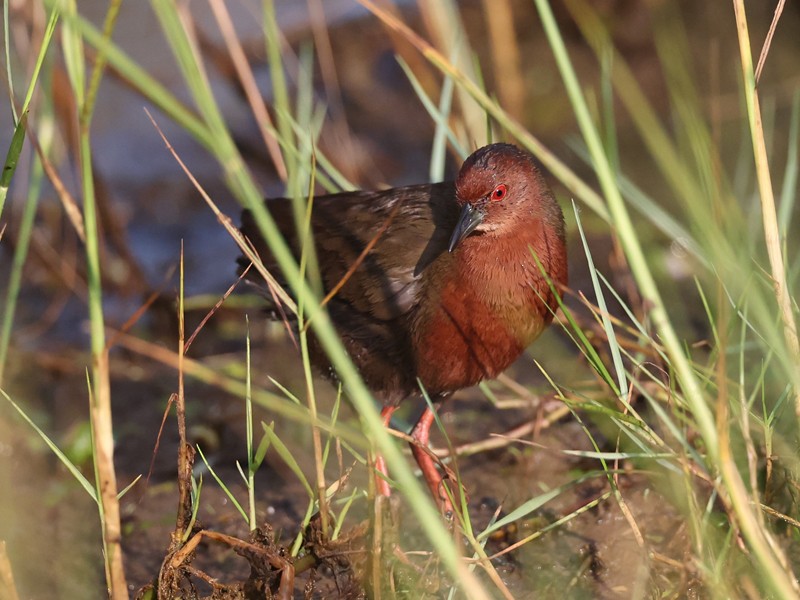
[374,405,397,497]
[409,406,454,517]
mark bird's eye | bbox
[491,184,507,202]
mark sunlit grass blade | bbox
[397,56,467,161]
[263,0,294,179]
[245,316,256,529]
[573,201,627,398]
[60,0,85,107]
[196,445,249,524]
[778,88,800,235]
[478,470,608,540]
[0,112,50,384]
[567,139,706,266]
[182,475,203,542]
[320,386,342,468]
[117,475,142,500]
[431,60,456,182]
[0,113,26,218]
[416,0,484,145]
[331,488,358,540]
[262,422,313,499]
[63,0,130,593]
[733,0,800,419]
[284,112,355,192]
[1,388,97,501]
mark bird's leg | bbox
[374,405,397,497]
[409,405,454,518]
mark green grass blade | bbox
[397,57,467,161]
[262,422,313,498]
[117,475,142,500]
[197,446,249,524]
[262,0,293,178]
[778,88,800,235]
[59,0,85,107]
[0,111,26,218]
[478,470,606,540]
[183,475,203,542]
[573,201,627,398]
[0,130,44,383]
[431,65,456,182]
[1,388,97,501]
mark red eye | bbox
[491,184,507,201]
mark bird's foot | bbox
[410,441,461,521]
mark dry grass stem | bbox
[144,108,297,316]
[207,0,287,181]
[754,0,786,84]
[89,349,128,598]
[732,0,800,418]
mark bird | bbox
[239,143,568,517]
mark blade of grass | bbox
[196,446,250,524]
[397,56,467,161]
[532,0,716,463]
[42,0,214,149]
[245,316,256,530]
[778,88,800,236]
[417,0,484,145]
[3,0,14,121]
[296,152,330,535]
[430,59,456,182]
[754,0,786,84]
[117,475,142,500]
[566,137,706,267]
[182,475,203,543]
[733,0,800,416]
[0,109,50,384]
[1,387,97,500]
[478,469,608,540]
[573,201,627,398]
[262,422,313,499]
[0,113,27,220]
[0,2,59,218]
[262,0,294,181]
[207,0,287,181]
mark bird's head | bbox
[449,143,555,252]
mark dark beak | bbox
[448,203,485,252]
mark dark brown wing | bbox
[239,182,458,401]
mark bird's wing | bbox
[240,182,457,321]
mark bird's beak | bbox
[448,203,484,252]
